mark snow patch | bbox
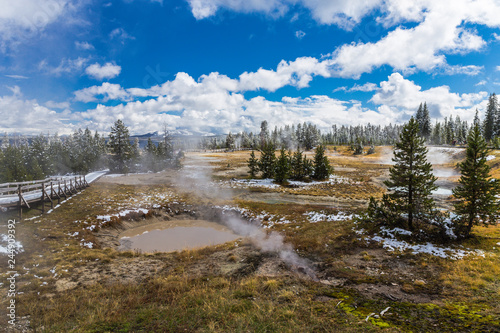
[362,227,479,260]
[304,211,355,223]
[0,234,24,255]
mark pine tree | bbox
[303,155,314,178]
[259,142,276,179]
[108,119,132,173]
[415,103,424,131]
[483,93,497,141]
[383,117,437,230]
[452,123,500,238]
[312,145,332,180]
[274,148,290,183]
[144,137,158,171]
[353,137,363,155]
[259,120,269,147]
[247,150,259,178]
[0,144,28,182]
[226,132,235,151]
[290,149,305,180]
[421,102,432,140]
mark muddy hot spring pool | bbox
[118,219,241,253]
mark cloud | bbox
[39,57,90,76]
[75,41,94,50]
[238,57,330,91]
[327,0,499,78]
[0,92,74,135]
[109,27,135,43]
[333,82,378,93]
[371,73,488,121]
[186,0,499,79]
[85,62,122,80]
[74,82,130,102]
[187,0,289,20]
[70,70,489,136]
[77,92,393,135]
[295,30,306,39]
[4,74,29,79]
[186,0,381,28]
[349,82,378,92]
[0,0,85,51]
[45,100,70,109]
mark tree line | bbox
[201,95,500,152]
[247,143,333,184]
[0,119,181,183]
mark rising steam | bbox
[174,153,317,279]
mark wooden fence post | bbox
[17,184,22,220]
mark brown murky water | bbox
[118,219,240,253]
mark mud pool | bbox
[118,219,240,252]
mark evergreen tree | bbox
[415,102,424,132]
[383,117,437,230]
[144,137,158,171]
[259,120,269,147]
[303,155,314,179]
[274,148,290,183]
[312,145,332,180]
[421,102,432,140]
[247,150,259,178]
[0,145,28,182]
[353,137,364,155]
[108,119,132,173]
[483,93,497,141]
[226,132,235,150]
[259,142,276,179]
[290,149,305,180]
[453,123,500,238]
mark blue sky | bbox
[1,0,500,135]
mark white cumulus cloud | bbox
[85,62,122,80]
[74,82,129,102]
[371,73,488,121]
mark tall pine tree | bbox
[452,123,500,238]
[259,142,276,179]
[247,150,259,178]
[483,93,497,141]
[108,119,132,173]
[274,148,290,183]
[312,145,333,180]
[383,117,437,230]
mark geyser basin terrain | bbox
[118,219,240,253]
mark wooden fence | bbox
[0,176,89,219]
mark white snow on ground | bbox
[222,174,359,190]
[217,205,355,229]
[0,233,24,255]
[96,208,149,222]
[432,188,453,196]
[216,205,291,228]
[361,227,484,260]
[486,155,496,161]
[304,211,356,223]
